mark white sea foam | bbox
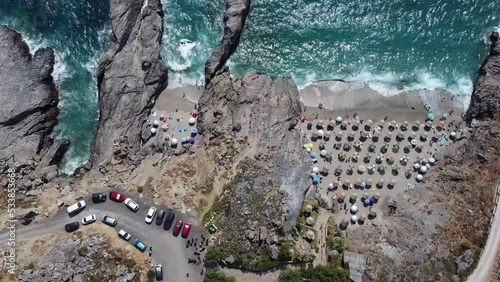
[295,69,473,110]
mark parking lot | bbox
[0,191,205,282]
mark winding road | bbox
[466,180,500,282]
[0,193,204,282]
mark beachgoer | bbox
[315,113,319,119]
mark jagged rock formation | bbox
[204,0,251,85]
[0,25,67,167]
[465,31,500,123]
[17,233,138,282]
[92,0,168,168]
[198,67,310,268]
[345,32,500,282]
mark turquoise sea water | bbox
[1,0,499,171]
[0,0,110,172]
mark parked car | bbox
[82,214,97,225]
[64,222,80,232]
[133,239,147,252]
[155,264,163,281]
[173,219,183,236]
[163,212,175,230]
[109,191,125,202]
[67,200,86,214]
[118,229,131,241]
[91,193,107,203]
[145,207,157,224]
[102,215,117,227]
[155,210,165,225]
[124,198,139,212]
[181,221,192,238]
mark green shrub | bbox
[146,270,155,282]
[77,246,88,256]
[278,244,293,261]
[123,258,136,270]
[327,237,345,253]
[204,268,236,282]
[205,245,225,263]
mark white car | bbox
[82,214,96,225]
[145,207,157,224]
[118,229,131,241]
[67,200,86,214]
[124,198,139,212]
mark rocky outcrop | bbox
[465,31,500,124]
[198,67,310,268]
[204,0,251,85]
[17,233,136,282]
[0,25,66,167]
[92,0,168,167]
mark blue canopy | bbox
[441,113,448,120]
[189,138,195,144]
[191,128,198,133]
[427,113,435,121]
[310,152,317,159]
[369,197,376,204]
[361,182,366,188]
[313,175,320,184]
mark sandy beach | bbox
[295,80,465,230]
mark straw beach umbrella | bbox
[343,179,351,188]
[305,205,313,213]
[369,209,377,219]
[373,192,380,200]
[363,192,370,200]
[317,120,324,129]
[328,120,336,130]
[350,193,358,202]
[340,218,348,226]
[355,179,362,186]
[306,217,315,225]
[358,165,366,174]
[341,120,348,129]
[377,178,385,187]
[366,179,373,187]
[306,230,315,240]
[359,214,367,222]
[339,192,346,199]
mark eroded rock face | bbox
[198,68,310,266]
[465,31,500,123]
[92,0,168,167]
[204,0,251,85]
[0,25,64,166]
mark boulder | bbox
[269,244,279,260]
[455,249,473,274]
[318,193,333,210]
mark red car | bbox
[173,219,183,236]
[109,191,125,202]
[181,221,192,238]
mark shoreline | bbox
[164,80,465,121]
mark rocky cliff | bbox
[198,67,310,268]
[0,25,67,168]
[92,0,168,168]
[344,32,500,282]
[465,31,500,124]
[204,0,251,85]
